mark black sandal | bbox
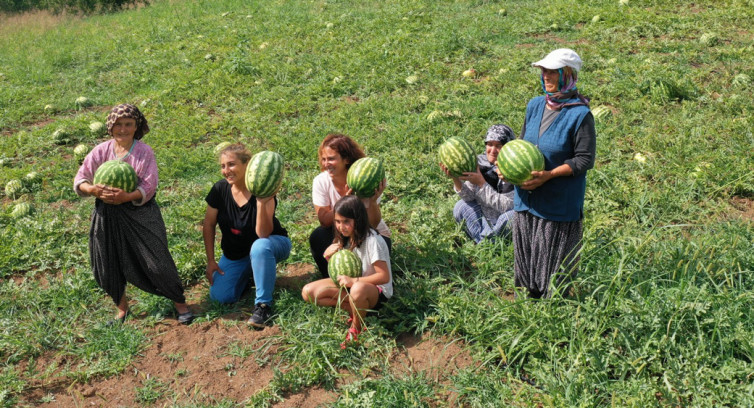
[177,311,195,325]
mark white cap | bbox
[532,48,582,72]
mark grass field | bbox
[1,0,754,406]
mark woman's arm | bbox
[315,205,334,227]
[203,206,223,284]
[362,178,386,230]
[338,260,390,288]
[255,196,276,238]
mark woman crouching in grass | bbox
[302,195,393,349]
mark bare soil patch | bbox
[19,264,479,407]
[730,196,754,223]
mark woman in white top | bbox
[310,133,391,278]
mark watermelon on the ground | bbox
[52,128,71,145]
[439,137,476,177]
[245,151,284,198]
[24,172,41,185]
[214,141,232,156]
[592,106,611,122]
[93,160,137,192]
[89,121,106,136]
[496,139,545,185]
[74,144,89,162]
[347,157,385,198]
[328,249,362,284]
[5,179,23,199]
[11,202,32,219]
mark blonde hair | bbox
[220,143,251,164]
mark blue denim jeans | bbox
[209,235,291,305]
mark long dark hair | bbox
[333,195,371,249]
[318,133,365,172]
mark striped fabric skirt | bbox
[513,211,582,298]
[89,198,186,305]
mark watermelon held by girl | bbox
[93,160,138,192]
[496,139,545,185]
[346,157,385,198]
[438,137,476,177]
[245,151,284,198]
[328,249,362,285]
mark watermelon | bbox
[52,128,71,145]
[75,96,91,108]
[213,141,232,156]
[438,137,476,177]
[5,179,23,199]
[496,139,545,185]
[592,106,612,122]
[74,144,90,162]
[11,202,32,219]
[24,172,41,185]
[89,121,106,136]
[328,249,362,284]
[93,160,137,192]
[347,157,385,198]
[245,151,284,198]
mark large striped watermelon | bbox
[438,137,476,177]
[328,249,362,284]
[245,151,284,198]
[93,160,137,192]
[347,157,385,198]
[496,139,545,185]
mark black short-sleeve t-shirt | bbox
[205,179,288,260]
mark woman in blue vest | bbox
[513,48,596,298]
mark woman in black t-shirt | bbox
[202,143,290,328]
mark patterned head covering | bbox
[485,124,515,145]
[106,104,150,140]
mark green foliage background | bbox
[1,0,754,406]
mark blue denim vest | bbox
[514,96,590,222]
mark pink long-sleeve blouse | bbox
[73,139,158,206]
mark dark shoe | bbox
[106,309,129,327]
[248,303,271,328]
[177,311,195,325]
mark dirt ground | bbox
[20,264,480,407]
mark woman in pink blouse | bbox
[74,104,193,325]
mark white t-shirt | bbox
[352,231,393,298]
[312,171,391,237]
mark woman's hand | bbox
[439,162,457,179]
[459,166,485,187]
[323,243,341,260]
[337,275,356,288]
[100,187,131,205]
[520,170,552,190]
[256,195,275,205]
[205,259,223,285]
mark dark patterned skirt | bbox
[513,211,582,298]
[89,198,186,305]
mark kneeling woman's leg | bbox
[210,256,252,304]
[453,200,485,243]
[341,282,381,331]
[301,278,342,307]
[251,235,292,306]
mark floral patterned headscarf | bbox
[106,104,150,140]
